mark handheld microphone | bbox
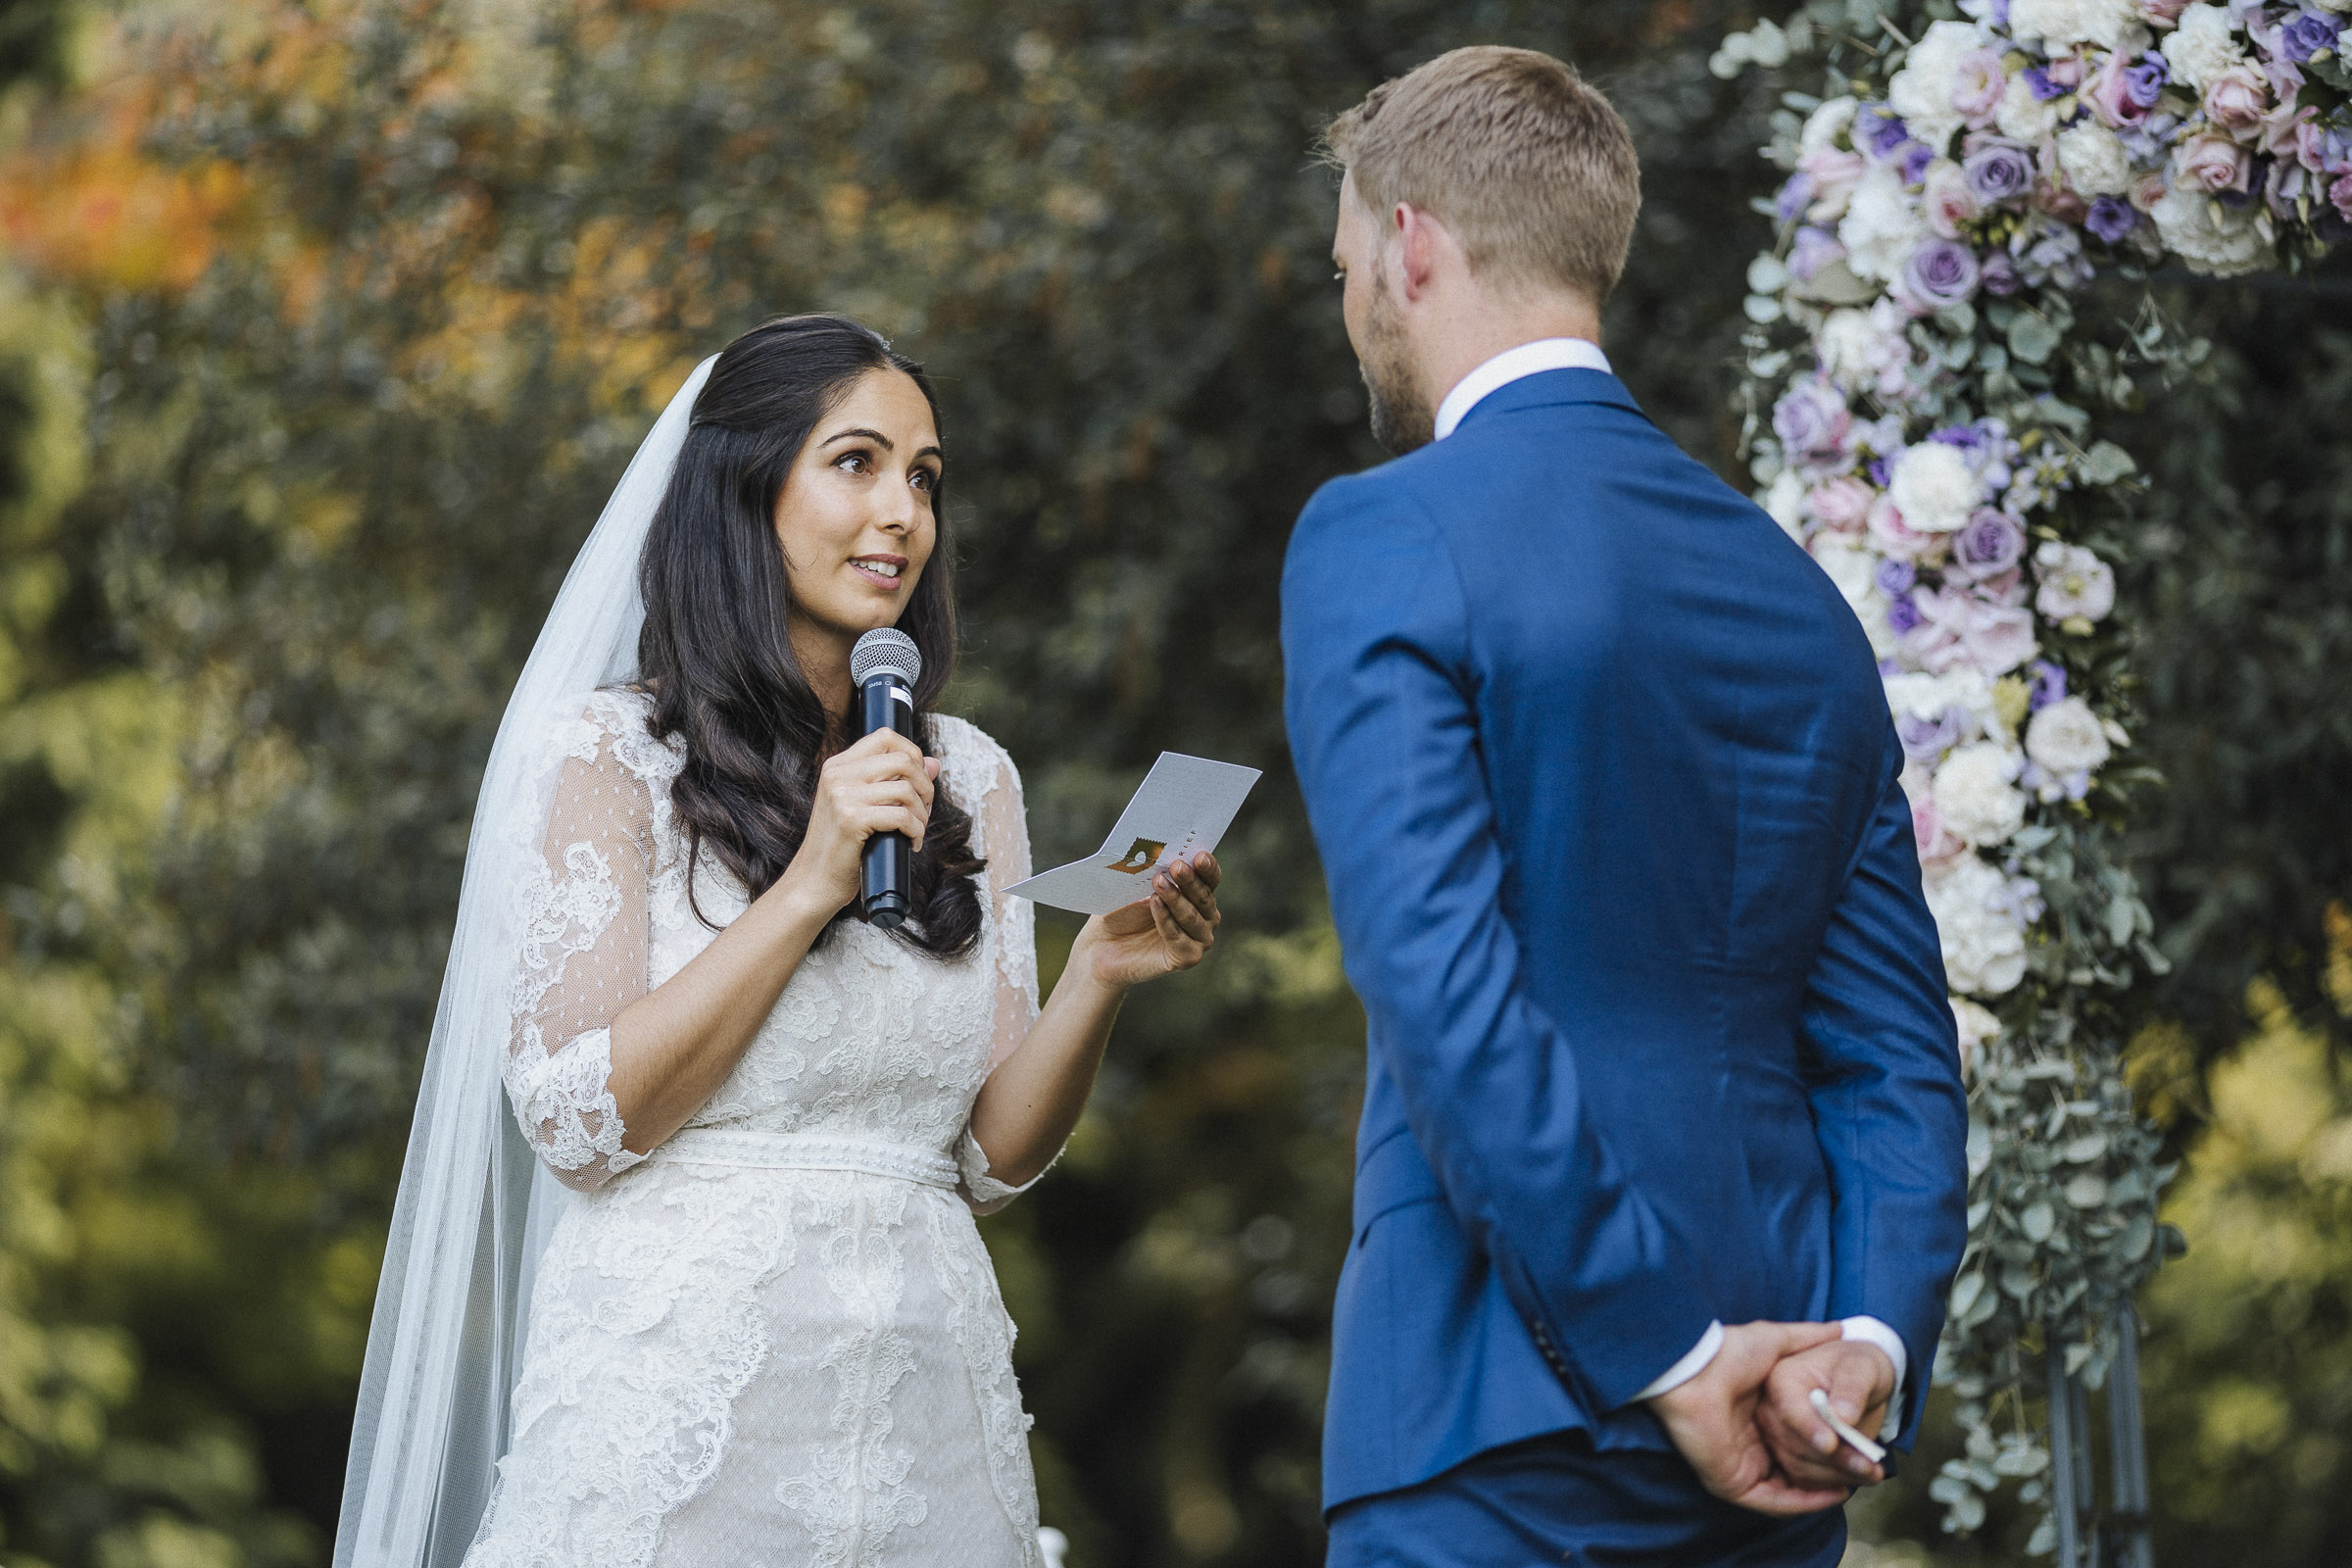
[850,628,923,930]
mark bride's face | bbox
[772,367,942,652]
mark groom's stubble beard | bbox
[1359,271,1433,456]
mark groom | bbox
[1280,46,1970,1567]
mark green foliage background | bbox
[0,1,2344,1564]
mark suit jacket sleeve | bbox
[1799,730,1972,1447]
[1280,475,1717,1413]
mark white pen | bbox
[1809,1387,1887,1465]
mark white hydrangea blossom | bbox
[1762,470,1808,540]
[1840,166,1931,281]
[2160,4,2246,92]
[2150,186,2277,275]
[1994,72,2065,141]
[1886,667,2000,737]
[1934,741,2030,847]
[2009,0,2147,51]
[1811,538,1898,657]
[1925,855,2032,995]
[2025,696,2113,776]
[2056,122,2132,197]
[1888,441,1980,533]
[1888,21,1989,154]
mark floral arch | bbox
[1705,0,2339,1555]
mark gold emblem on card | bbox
[1105,838,1165,874]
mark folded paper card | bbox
[1005,752,1261,915]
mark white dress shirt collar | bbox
[1432,337,1614,442]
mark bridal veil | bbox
[333,356,717,1568]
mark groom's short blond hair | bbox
[1323,46,1641,308]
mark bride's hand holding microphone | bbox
[778,728,941,918]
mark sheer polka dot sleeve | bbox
[505,705,660,1192]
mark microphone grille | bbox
[850,627,923,689]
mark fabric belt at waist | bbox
[650,1127,960,1190]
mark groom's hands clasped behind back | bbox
[1644,1320,1894,1515]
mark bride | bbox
[333,315,1223,1568]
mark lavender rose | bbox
[1897,707,1966,762]
[1858,105,1914,159]
[1980,250,2022,295]
[1902,236,1982,309]
[2086,195,2138,242]
[1788,225,1847,280]
[2280,10,2341,66]
[1876,558,1919,595]
[1772,377,1852,464]
[1951,508,2026,577]
[1963,142,2036,204]
[2028,659,2068,711]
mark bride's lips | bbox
[850,554,908,590]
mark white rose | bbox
[2160,4,2245,92]
[1886,667,1997,734]
[2012,0,2147,48]
[1888,441,1980,534]
[2057,123,2132,197]
[1995,72,2064,142]
[1951,996,2004,1076]
[2150,187,2276,275]
[1762,470,1808,541]
[1811,538,1898,657]
[1802,95,1860,154]
[1818,307,1892,388]
[1934,741,2029,847]
[1839,167,1930,283]
[2034,540,2117,621]
[1888,21,1988,155]
[1926,856,2031,995]
[2025,696,2113,776]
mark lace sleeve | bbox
[506,707,658,1193]
[950,722,1049,1215]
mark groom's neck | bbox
[1410,286,1604,418]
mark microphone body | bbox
[851,629,924,930]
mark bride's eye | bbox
[834,451,871,474]
[910,467,937,493]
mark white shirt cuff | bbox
[1635,1319,1724,1400]
[1840,1315,1908,1441]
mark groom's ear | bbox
[1392,204,1453,302]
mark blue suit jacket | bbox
[1281,369,1970,1513]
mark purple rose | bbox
[1776,172,1817,224]
[1897,707,1965,762]
[2023,65,2067,101]
[1903,237,1982,309]
[1899,141,1936,185]
[2029,659,2068,711]
[1952,508,2026,577]
[1772,378,1852,465]
[1876,558,1919,595]
[2280,11,2341,65]
[1788,225,1846,281]
[1963,143,2036,205]
[2123,54,2167,110]
[1888,593,1925,635]
[1858,105,1914,159]
[1980,250,2022,296]
[2085,195,2138,243]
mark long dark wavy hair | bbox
[635,314,984,957]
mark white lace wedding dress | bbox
[465,688,1046,1568]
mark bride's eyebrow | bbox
[823,426,893,450]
